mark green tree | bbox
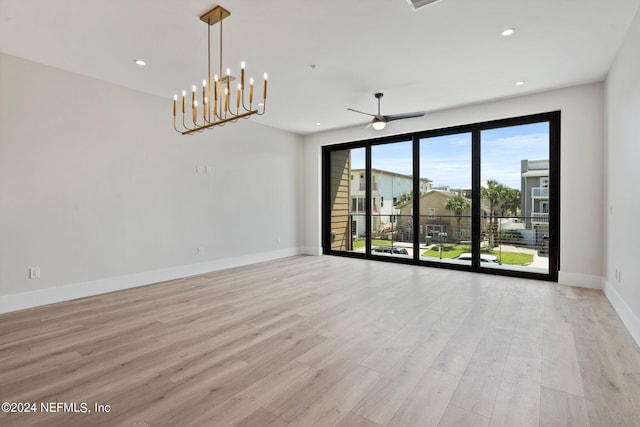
[501,188,521,217]
[481,180,511,249]
[482,180,508,217]
[444,195,471,242]
[397,191,413,205]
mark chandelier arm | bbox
[241,88,251,112]
[228,99,241,118]
[181,109,258,135]
[213,83,222,121]
[182,113,191,131]
[256,100,267,116]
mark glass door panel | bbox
[370,141,413,259]
[419,133,472,266]
[480,122,550,274]
[328,147,365,254]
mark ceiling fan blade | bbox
[347,107,376,117]
[383,111,425,122]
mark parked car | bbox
[372,246,409,255]
[454,253,501,264]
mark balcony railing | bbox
[531,212,549,223]
[359,183,378,191]
[532,187,549,198]
[341,213,549,273]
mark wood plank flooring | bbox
[1,255,639,426]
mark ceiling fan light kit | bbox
[172,5,268,135]
[347,92,425,130]
[372,119,386,130]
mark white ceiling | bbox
[1,0,639,135]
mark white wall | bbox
[303,82,605,288]
[0,53,303,312]
[604,8,640,344]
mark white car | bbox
[454,253,501,264]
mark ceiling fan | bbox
[347,93,425,130]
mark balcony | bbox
[531,187,549,198]
[531,212,549,224]
[359,183,378,191]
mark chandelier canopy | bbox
[173,5,267,135]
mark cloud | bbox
[348,123,548,190]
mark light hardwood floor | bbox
[1,256,639,426]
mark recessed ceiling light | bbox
[316,122,321,126]
[134,59,146,66]
[515,81,525,86]
[501,28,516,37]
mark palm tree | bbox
[501,188,521,217]
[444,195,471,243]
[481,180,509,249]
[481,180,507,217]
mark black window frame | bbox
[321,111,560,282]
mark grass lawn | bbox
[422,245,533,265]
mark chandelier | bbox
[173,5,267,135]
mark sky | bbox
[351,122,549,189]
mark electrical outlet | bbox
[29,267,41,279]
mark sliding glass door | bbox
[322,112,559,281]
[370,140,413,259]
[480,122,551,275]
[326,147,365,255]
[419,133,472,266]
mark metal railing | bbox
[531,212,549,223]
[531,187,549,198]
[340,213,549,272]
[359,183,378,191]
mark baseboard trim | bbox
[0,247,302,314]
[557,271,603,289]
[301,246,323,256]
[603,279,640,348]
